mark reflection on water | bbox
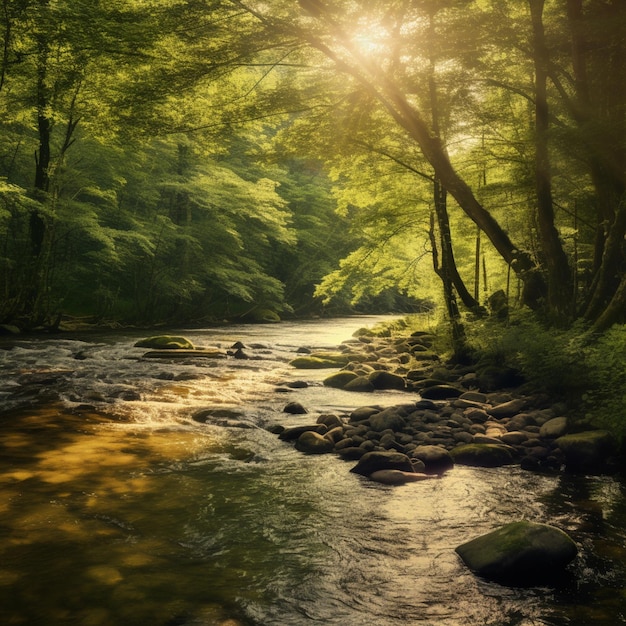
[0,317,625,625]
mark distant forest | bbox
[0,0,624,331]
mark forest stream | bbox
[1,316,626,626]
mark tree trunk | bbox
[429,207,467,358]
[593,272,626,333]
[528,0,572,320]
[584,199,626,322]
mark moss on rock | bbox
[134,335,195,350]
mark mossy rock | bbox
[367,370,406,391]
[290,352,364,369]
[323,371,359,389]
[134,335,195,350]
[556,430,618,473]
[450,443,514,467]
[456,521,578,585]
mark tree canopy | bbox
[0,0,624,331]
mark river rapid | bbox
[0,316,625,626]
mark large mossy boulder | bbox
[556,430,618,473]
[135,335,195,350]
[450,443,514,467]
[455,521,578,586]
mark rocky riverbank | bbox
[271,327,622,481]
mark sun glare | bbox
[350,22,392,57]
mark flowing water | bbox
[0,316,625,626]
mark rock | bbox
[473,434,506,445]
[410,445,454,474]
[337,446,367,460]
[455,521,578,585]
[283,401,308,414]
[368,407,406,433]
[323,371,359,389]
[464,407,490,423]
[369,470,433,485]
[134,335,195,349]
[295,431,334,454]
[368,370,406,391]
[420,385,463,400]
[539,416,568,439]
[349,406,380,422]
[556,430,618,473]
[286,380,308,389]
[344,376,375,392]
[295,351,367,369]
[142,349,226,359]
[350,450,415,476]
[450,443,514,467]
[459,391,488,404]
[317,414,343,429]
[500,431,528,445]
[278,424,326,441]
[487,398,527,418]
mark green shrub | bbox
[466,312,626,440]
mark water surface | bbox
[0,317,624,625]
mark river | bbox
[0,316,625,625]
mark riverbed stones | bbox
[323,371,359,389]
[450,443,514,467]
[539,416,568,439]
[350,450,415,476]
[275,327,619,477]
[283,401,308,414]
[368,370,406,390]
[487,398,527,418]
[420,384,463,400]
[369,469,433,485]
[368,407,407,432]
[455,521,578,585]
[410,445,454,473]
[295,431,335,454]
[278,424,326,441]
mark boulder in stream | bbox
[369,469,433,485]
[134,335,195,349]
[295,431,334,454]
[350,450,415,476]
[556,430,618,473]
[455,521,578,586]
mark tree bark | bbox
[528,0,572,320]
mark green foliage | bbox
[466,311,626,439]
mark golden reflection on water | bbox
[0,403,245,626]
